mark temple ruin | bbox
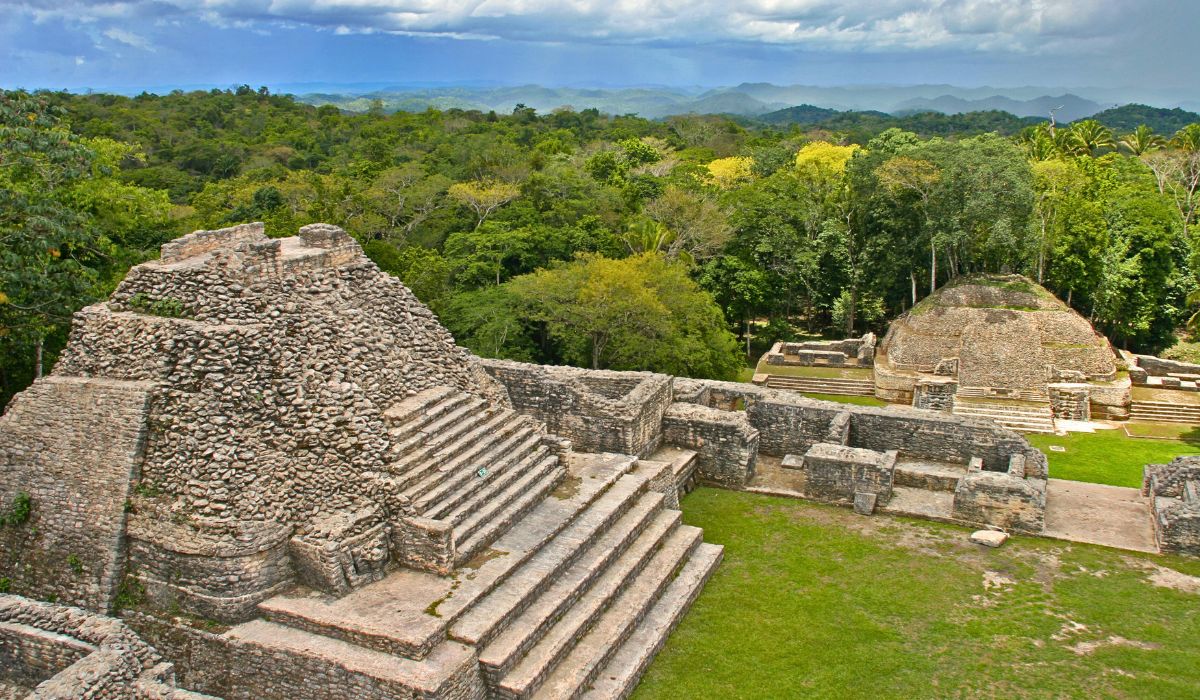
[0,224,1188,699]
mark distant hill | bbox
[1088,104,1200,136]
[754,105,1041,138]
[893,94,1103,122]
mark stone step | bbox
[1132,400,1200,411]
[1129,414,1200,425]
[893,461,965,492]
[476,497,674,682]
[581,543,724,700]
[391,405,514,482]
[432,439,553,524]
[765,376,875,391]
[454,453,562,548]
[401,415,535,503]
[416,427,545,517]
[455,458,565,563]
[222,620,481,698]
[389,394,483,448]
[515,526,704,700]
[382,386,462,428]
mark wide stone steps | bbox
[475,498,674,683]
[1130,401,1200,424]
[952,400,1056,434]
[390,404,509,476]
[763,375,876,397]
[253,452,720,700]
[580,543,723,700]
[518,526,705,700]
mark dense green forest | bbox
[3,87,1200,404]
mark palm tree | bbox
[1017,124,1058,161]
[1120,124,1166,155]
[1067,119,1117,156]
[1173,123,1200,154]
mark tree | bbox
[643,186,731,262]
[704,156,754,189]
[447,179,520,229]
[0,91,169,399]
[508,254,741,378]
[875,155,941,295]
[1120,125,1166,156]
[1065,119,1116,157]
[1142,123,1200,243]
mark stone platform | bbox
[1043,479,1157,553]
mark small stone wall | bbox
[912,378,957,412]
[661,404,759,487]
[0,377,153,612]
[480,360,672,457]
[1049,385,1090,421]
[0,594,210,699]
[799,444,897,505]
[1144,456,1200,555]
[762,333,876,368]
[1133,354,1200,381]
[126,613,483,700]
[951,455,1047,532]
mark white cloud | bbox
[0,0,1171,56]
[103,27,156,50]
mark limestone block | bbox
[853,492,877,515]
[970,530,1009,547]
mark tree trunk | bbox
[910,271,918,305]
[930,242,937,295]
[846,284,857,335]
[745,316,752,360]
[34,337,44,379]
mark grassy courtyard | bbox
[634,489,1200,700]
[1026,429,1200,488]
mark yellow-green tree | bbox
[447,179,520,229]
[704,156,754,189]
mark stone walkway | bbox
[1042,478,1157,553]
[747,459,1160,554]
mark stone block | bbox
[801,443,897,505]
[853,491,877,515]
[970,530,1009,547]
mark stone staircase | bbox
[249,452,722,700]
[763,375,876,397]
[383,387,566,567]
[1130,400,1200,425]
[951,396,1056,434]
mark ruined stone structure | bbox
[0,594,211,699]
[0,224,721,699]
[1144,456,1200,553]
[0,224,1174,698]
[763,333,876,368]
[873,274,1131,431]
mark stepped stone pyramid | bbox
[0,223,720,699]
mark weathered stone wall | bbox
[124,517,293,622]
[1135,354,1200,379]
[480,360,671,457]
[951,457,1047,532]
[661,404,758,487]
[912,378,957,411]
[800,444,897,505]
[0,594,210,699]
[1144,457,1200,554]
[0,377,153,612]
[126,613,484,700]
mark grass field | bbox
[1122,422,1200,441]
[1132,386,1200,405]
[753,362,876,381]
[1026,430,1200,488]
[799,392,889,407]
[634,489,1200,700]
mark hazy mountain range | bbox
[295,83,1200,123]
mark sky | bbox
[1,0,1197,100]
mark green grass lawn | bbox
[753,362,875,381]
[634,488,1200,700]
[800,392,888,407]
[1132,386,1200,405]
[1026,430,1200,488]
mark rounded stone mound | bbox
[877,274,1118,395]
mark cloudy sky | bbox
[1,0,1196,97]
